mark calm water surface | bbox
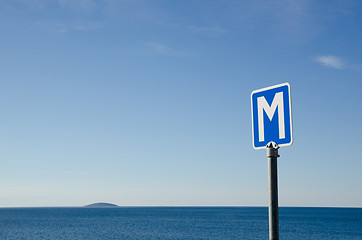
[0,207,361,239]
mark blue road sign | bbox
[251,82,293,149]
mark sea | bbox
[0,207,361,239]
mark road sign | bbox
[251,82,293,149]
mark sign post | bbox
[251,83,293,240]
[267,141,279,240]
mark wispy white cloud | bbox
[315,55,344,69]
[147,43,168,54]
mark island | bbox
[84,202,120,208]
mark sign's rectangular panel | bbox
[251,82,293,149]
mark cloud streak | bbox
[315,55,344,69]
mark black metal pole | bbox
[266,142,279,240]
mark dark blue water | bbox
[0,207,361,239]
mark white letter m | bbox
[257,92,285,142]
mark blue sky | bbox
[1,0,362,207]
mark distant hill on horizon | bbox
[84,202,119,208]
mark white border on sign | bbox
[250,82,293,149]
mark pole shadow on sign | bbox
[250,82,293,240]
